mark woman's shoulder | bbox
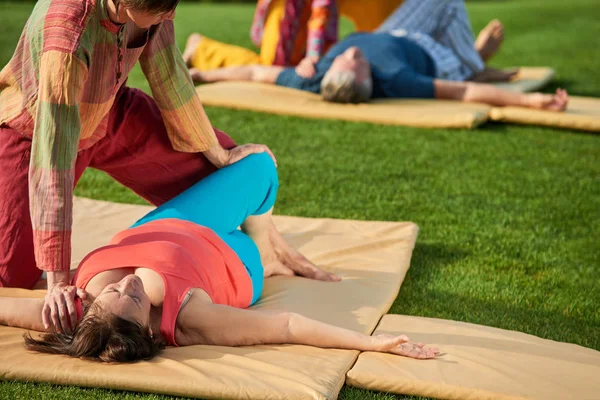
[173,288,213,345]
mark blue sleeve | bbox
[275,68,323,94]
[378,66,435,99]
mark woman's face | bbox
[125,7,177,29]
[93,274,152,326]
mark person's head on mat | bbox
[320,47,373,104]
[25,275,161,363]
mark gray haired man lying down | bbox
[191,31,567,111]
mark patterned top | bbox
[0,0,217,273]
[251,0,338,66]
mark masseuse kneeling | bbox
[0,0,331,332]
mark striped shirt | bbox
[0,0,217,273]
[251,0,338,66]
[377,0,485,81]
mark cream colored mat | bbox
[195,68,554,129]
[0,197,419,400]
[490,96,600,132]
[197,82,491,129]
[346,315,600,400]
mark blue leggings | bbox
[130,153,278,305]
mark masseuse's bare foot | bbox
[475,19,505,62]
[183,33,203,68]
[527,88,569,112]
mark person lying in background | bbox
[188,31,568,111]
[183,0,338,71]
[185,0,511,84]
[0,154,438,363]
[373,0,515,83]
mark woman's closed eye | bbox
[107,288,142,308]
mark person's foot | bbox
[266,222,341,281]
[471,66,519,83]
[475,19,504,62]
[182,33,203,68]
[527,88,569,112]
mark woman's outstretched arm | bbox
[0,297,46,331]
[177,295,438,359]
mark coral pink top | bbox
[73,219,253,345]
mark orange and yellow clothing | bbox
[190,0,338,70]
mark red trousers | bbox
[0,86,235,288]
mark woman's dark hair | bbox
[118,0,180,14]
[24,303,164,363]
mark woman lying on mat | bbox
[0,153,439,363]
[190,31,568,111]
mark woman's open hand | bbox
[372,333,440,359]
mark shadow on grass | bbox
[410,242,469,272]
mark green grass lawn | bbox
[1,0,599,399]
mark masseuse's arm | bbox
[139,21,275,167]
[139,22,219,154]
[0,297,46,332]
[31,35,90,333]
[177,300,438,359]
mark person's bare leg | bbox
[183,33,203,68]
[242,209,341,281]
[475,19,504,62]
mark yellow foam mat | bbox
[490,96,600,132]
[197,82,491,129]
[0,197,419,400]
[346,315,600,400]
[195,68,554,129]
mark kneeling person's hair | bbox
[24,303,163,363]
[321,70,372,104]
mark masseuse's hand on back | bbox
[204,143,277,169]
[43,271,87,333]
